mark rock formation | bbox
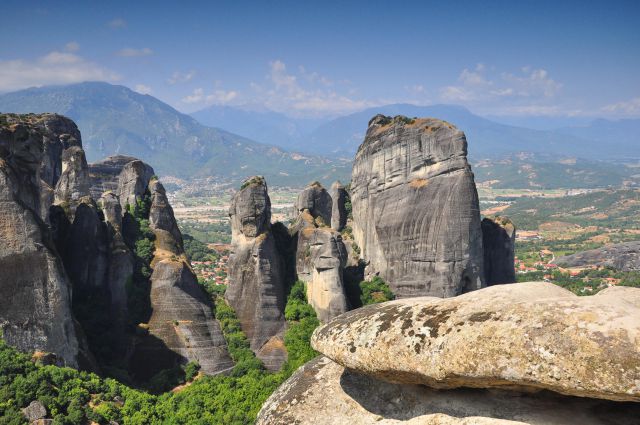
[134,177,233,376]
[330,181,348,231]
[350,115,484,298]
[1,113,233,378]
[312,282,640,402]
[481,216,516,285]
[226,176,287,370]
[291,209,349,323]
[293,182,332,227]
[556,240,640,271]
[0,114,80,366]
[258,283,640,424]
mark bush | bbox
[360,276,395,305]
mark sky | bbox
[1,0,639,119]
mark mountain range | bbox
[1,82,638,188]
[0,82,351,186]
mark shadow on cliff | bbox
[338,368,640,421]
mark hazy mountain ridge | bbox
[0,82,351,186]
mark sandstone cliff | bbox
[481,216,516,285]
[330,180,349,231]
[226,176,288,370]
[350,115,484,298]
[0,114,80,366]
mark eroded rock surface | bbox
[294,182,332,226]
[116,159,155,211]
[226,176,287,370]
[312,282,640,402]
[88,155,139,200]
[330,181,349,231]
[0,114,80,366]
[257,356,640,425]
[292,210,349,323]
[482,216,516,285]
[350,115,484,298]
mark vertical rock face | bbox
[88,155,139,200]
[134,177,233,377]
[292,210,349,323]
[351,115,484,298]
[481,217,516,285]
[54,146,90,216]
[227,176,287,370]
[116,159,155,212]
[0,114,80,366]
[330,181,349,231]
[293,182,332,227]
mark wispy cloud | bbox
[108,18,126,29]
[64,41,80,52]
[134,84,153,95]
[181,87,238,105]
[0,51,119,92]
[167,70,195,84]
[601,97,640,117]
[116,47,153,57]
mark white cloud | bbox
[108,18,126,29]
[64,41,80,52]
[439,64,564,115]
[181,87,238,105]
[116,47,153,57]
[167,71,195,84]
[134,84,152,95]
[0,51,119,92]
[601,97,640,117]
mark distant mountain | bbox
[301,104,609,160]
[0,82,350,186]
[191,105,326,152]
[555,119,640,160]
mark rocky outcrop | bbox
[312,282,640,402]
[116,159,155,212]
[260,283,640,424]
[330,181,348,231]
[137,259,233,377]
[131,175,233,377]
[22,401,47,422]
[53,145,90,217]
[0,114,80,366]
[293,182,332,226]
[350,115,484,298]
[292,210,349,323]
[88,155,139,200]
[481,216,516,285]
[556,241,640,271]
[226,176,287,370]
[257,356,640,425]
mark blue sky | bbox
[1,0,639,118]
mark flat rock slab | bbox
[257,356,640,425]
[312,282,640,402]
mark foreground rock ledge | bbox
[311,282,640,402]
[257,356,640,425]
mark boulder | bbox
[482,216,516,285]
[350,115,484,298]
[330,181,348,231]
[294,182,332,226]
[22,400,47,422]
[312,282,640,402]
[0,113,79,367]
[257,356,640,425]
[226,176,287,370]
[292,211,349,323]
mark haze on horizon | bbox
[0,0,639,124]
